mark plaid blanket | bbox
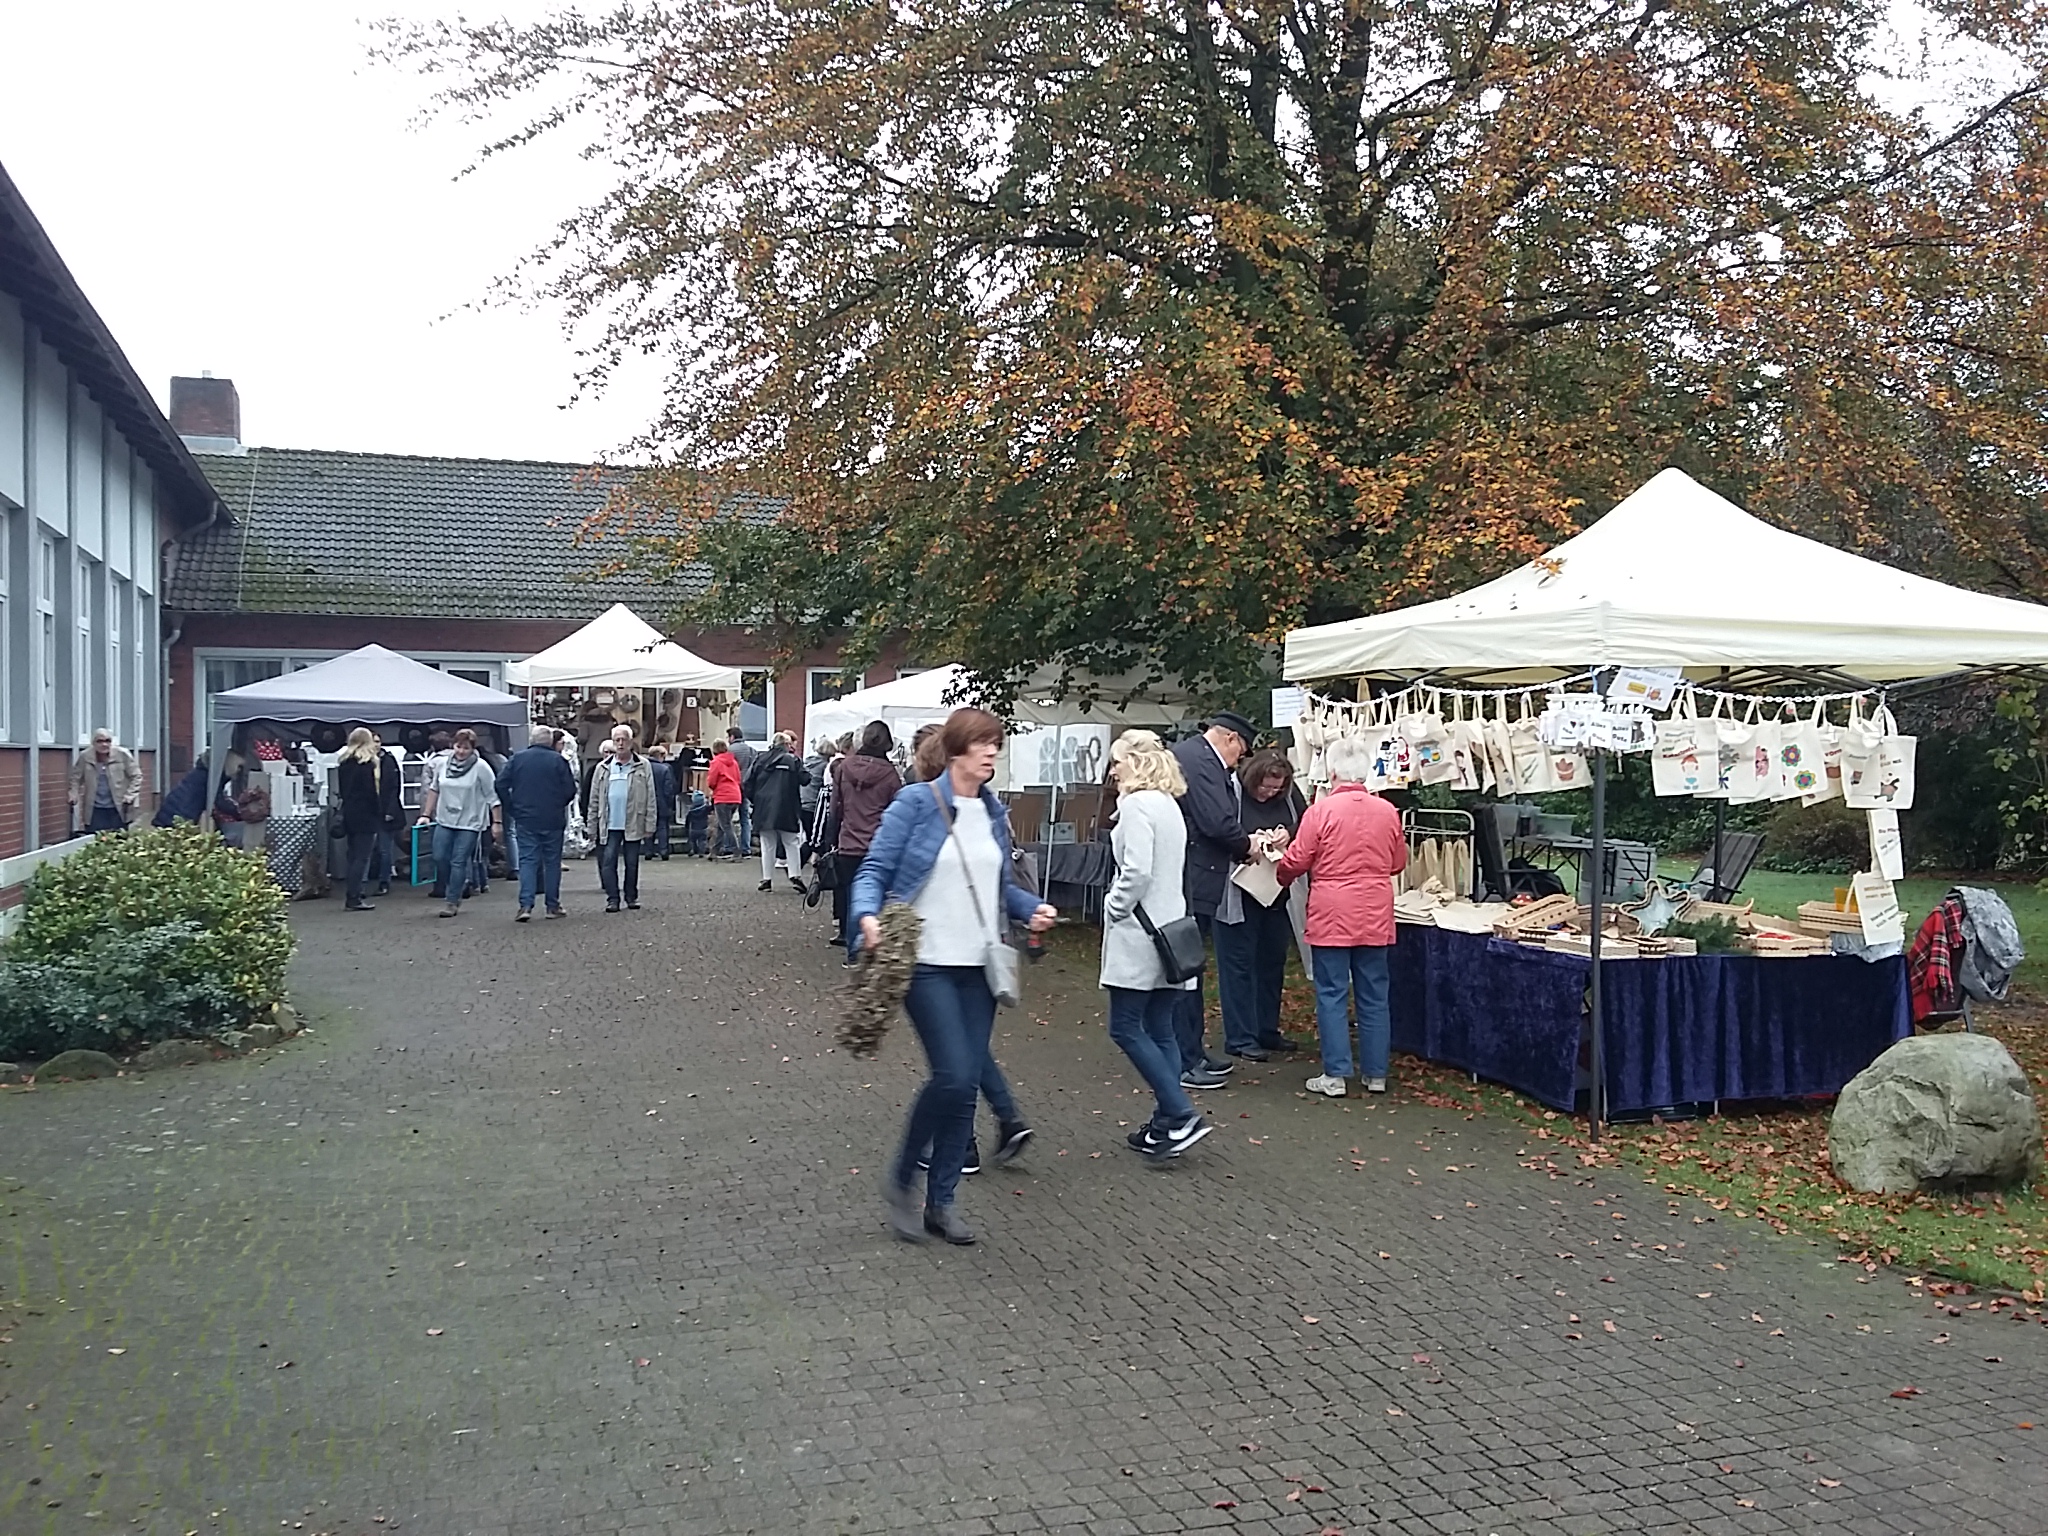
[1907,894,1967,1023]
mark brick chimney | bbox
[169,373,243,455]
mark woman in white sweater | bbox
[1101,731,1213,1159]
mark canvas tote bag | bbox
[1776,701,1828,801]
[1651,691,1709,797]
[1727,701,1779,804]
[1799,700,1846,805]
[1509,695,1557,793]
[1843,703,1917,809]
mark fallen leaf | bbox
[1819,1478,1842,1488]
[1212,1499,1238,1510]
[1411,1353,1432,1364]
[105,1348,125,1356]
[635,1358,650,1367]
[1719,1463,1734,1474]
[1286,1489,1303,1503]
[426,1329,444,1338]
[1890,1386,1922,1399]
[1735,1498,1755,1509]
[1386,1406,1406,1416]
[1603,1320,1617,1334]
[1302,1315,1320,1324]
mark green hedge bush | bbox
[0,826,293,1060]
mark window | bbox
[37,537,55,742]
[202,656,286,749]
[808,667,857,705]
[132,587,146,748]
[442,665,494,688]
[738,668,772,740]
[107,576,122,742]
[76,560,94,744]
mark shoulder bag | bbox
[928,780,1022,1007]
[1132,901,1206,985]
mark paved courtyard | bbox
[3,855,2046,1535]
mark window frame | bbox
[36,536,56,744]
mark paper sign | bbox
[1271,686,1308,728]
[1851,871,1905,946]
[1232,855,1285,907]
[1606,667,1685,712]
[1867,808,1904,881]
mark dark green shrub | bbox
[1761,798,1868,874]
[1663,914,1743,953]
[7,825,293,1017]
[0,922,246,1061]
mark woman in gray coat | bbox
[1102,730,1213,1159]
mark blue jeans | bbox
[1174,913,1216,1071]
[598,832,641,905]
[430,825,482,909]
[375,828,397,888]
[738,798,753,855]
[516,827,565,913]
[1213,916,1260,1054]
[1108,986,1194,1125]
[894,966,995,1210]
[1310,944,1391,1080]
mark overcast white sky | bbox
[0,4,2023,468]
[0,2,662,464]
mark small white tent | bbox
[1284,468,2048,684]
[506,604,742,692]
[804,667,965,746]
[803,663,1197,748]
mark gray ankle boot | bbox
[884,1177,924,1242]
[922,1205,976,1245]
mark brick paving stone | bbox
[0,857,2045,1535]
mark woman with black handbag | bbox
[1101,730,1213,1159]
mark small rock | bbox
[0,1062,24,1085]
[273,1003,301,1037]
[132,1040,215,1072]
[1830,1034,2043,1193]
[35,1049,123,1083]
[219,1030,255,1055]
[243,1021,284,1048]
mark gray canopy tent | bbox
[207,644,530,798]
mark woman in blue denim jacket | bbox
[851,708,1056,1245]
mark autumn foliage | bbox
[385,0,2048,704]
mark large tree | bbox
[386,0,2048,708]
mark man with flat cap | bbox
[1169,710,1260,1090]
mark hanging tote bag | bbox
[1404,692,1457,785]
[1133,901,1206,984]
[1727,701,1778,804]
[1843,703,1917,809]
[1446,697,1487,792]
[1484,694,1518,796]
[1800,700,1846,805]
[1700,697,1747,801]
[928,781,1022,1006]
[1509,695,1557,793]
[1651,691,1708,796]
[1774,702,1824,801]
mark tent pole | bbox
[1710,668,1728,899]
[1589,746,1607,1141]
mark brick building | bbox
[162,379,901,770]
[0,160,225,890]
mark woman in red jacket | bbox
[1276,734,1408,1097]
[706,741,744,859]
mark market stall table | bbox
[262,808,329,897]
[1022,840,1113,920]
[1388,924,1910,1113]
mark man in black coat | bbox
[648,746,679,858]
[498,724,580,920]
[1169,710,1259,1089]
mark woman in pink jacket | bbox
[1275,734,1408,1097]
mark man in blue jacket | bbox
[1169,711,1259,1090]
[497,724,580,920]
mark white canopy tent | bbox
[506,604,743,692]
[1284,468,2048,685]
[1281,466,2048,1135]
[804,663,1195,746]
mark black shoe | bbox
[546,907,566,919]
[1147,1112,1213,1159]
[993,1122,1033,1164]
[789,877,808,894]
[374,884,391,897]
[515,908,532,922]
[604,901,622,913]
[842,955,861,969]
[1229,1045,1272,1063]
[345,901,376,912]
[825,934,845,947]
[960,1137,982,1176]
[625,901,640,910]
[1203,1053,1236,1074]
[1180,1067,1231,1090]
[923,1206,976,1244]
[1258,1036,1307,1054]
[757,879,773,892]
[1127,1124,1166,1153]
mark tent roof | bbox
[1284,468,2048,685]
[803,664,1194,746]
[212,644,529,728]
[505,604,743,691]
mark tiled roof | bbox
[168,446,778,619]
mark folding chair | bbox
[1474,804,1566,902]
[1690,830,1764,903]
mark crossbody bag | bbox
[928,780,1022,1007]
[1132,901,1206,985]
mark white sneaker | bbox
[1366,1077,1388,1094]
[1305,1074,1349,1098]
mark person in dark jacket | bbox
[647,746,679,859]
[745,731,810,893]
[337,729,404,912]
[498,724,580,919]
[153,755,213,827]
[1167,711,1259,1087]
[831,721,904,956]
[1221,749,1308,1060]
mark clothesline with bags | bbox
[1289,680,1917,809]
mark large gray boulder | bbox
[1830,1034,2042,1194]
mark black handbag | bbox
[1133,902,1206,985]
[813,847,842,891]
